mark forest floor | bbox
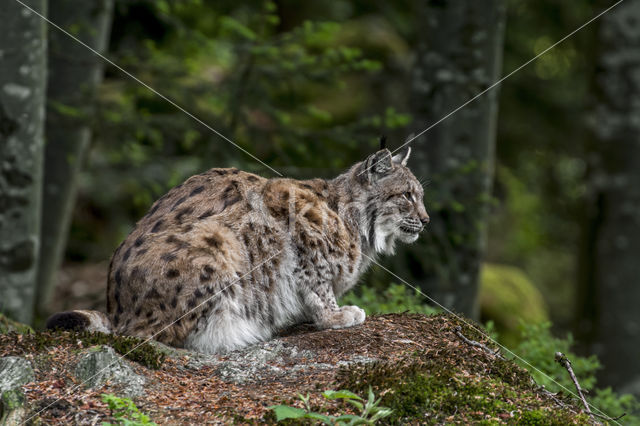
[1,309,593,425]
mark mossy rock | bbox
[479,263,549,347]
[335,329,589,425]
[0,388,28,425]
[0,330,166,370]
[0,314,32,335]
[75,345,146,397]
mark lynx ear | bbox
[365,149,393,182]
[392,146,411,166]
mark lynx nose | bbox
[419,213,430,225]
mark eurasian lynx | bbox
[47,147,429,353]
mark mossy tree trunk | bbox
[577,1,640,396]
[36,0,113,318]
[395,0,506,318]
[0,0,47,324]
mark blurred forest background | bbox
[1,0,639,419]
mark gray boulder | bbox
[75,346,145,397]
[0,357,34,393]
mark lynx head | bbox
[356,146,429,254]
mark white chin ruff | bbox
[373,223,419,255]
[399,232,419,243]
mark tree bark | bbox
[577,0,640,396]
[36,0,113,317]
[0,0,47,324]
[397,0,506,317]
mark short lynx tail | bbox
[46,310,112,334]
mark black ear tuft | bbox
[46,311,89,331]
[379,135,387,150]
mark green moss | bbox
[0,330,165,370]
[479,263,549,347]
[62,331,165,369]
[340,362,587,425]
[335,317,588,425]
[1,389,26,411]
[0,313,33,335]
[517,409,592,425]
[390,375,516,422]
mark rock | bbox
[0,357,34,393]
[0,314,592,424]
[0,389,27,426]
[185,339,378,385]
[0,357,33,426]
[75,345,145,397]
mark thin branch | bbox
[541,388,567,408]
[453,326,504,359]
[554,352,591,414]
[554,352,626,423]
[590,411,627,422]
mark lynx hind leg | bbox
[183,281,274,353]
[303,284,366,330]
[185,310,272,353]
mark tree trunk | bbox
[397,0,506,317]
[0,0,47,324]
[36,0,113,317]
[577,1,640,396]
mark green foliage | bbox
[269,387,392,425]
[590,388,640,425]
[339,283,439,316]
[513,322,640,424]
[514,322,599,392]
[101,394,156,426]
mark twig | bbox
[590,411,627,422]
[554,352,591,414]
[554,352,626,423]
[453,326,504,359]
[541,388,566,408]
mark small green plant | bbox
[101,394,156,426]
[269,387,392,425]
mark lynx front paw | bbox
[324,305,366,330]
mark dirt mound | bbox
[0,313,591,424]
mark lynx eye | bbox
[403,192,414,202]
